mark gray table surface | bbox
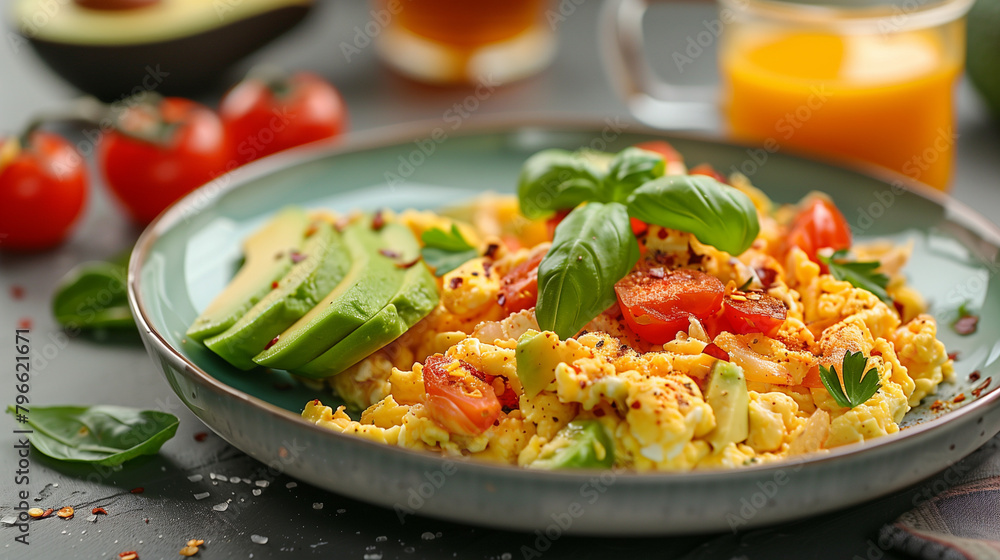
[2,2,1000,559]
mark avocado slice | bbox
[515,330,564,398]
[252,218,416,371]
[293,261,439,378]
[528,420,615,469]
[186,207,308,342]
[704,360,750,451]
[203,221,351,369]
[14,0,313,100]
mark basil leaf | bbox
[420,225,479,276]
[604,147,666,202]
[536,202,639,339]
[819,250,891,304]
[518,149,604,219]
[6,405,179,466]
[626,175,760,255]
[52,261,135,330]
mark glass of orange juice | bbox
[603,0,974,190]
[371,0,557,85]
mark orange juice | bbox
[722,26,964,190]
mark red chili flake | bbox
[130,487,144,494]
[656,228,668,240]
[92,507,107,515]
[594,408,606,417]
[972,377,992,398]
[953,393,966,403]
[630,400,642,409]
[271,281,279,289]
[312,399,321,405]
[379,248,400,259]
[648,267,665,279]
[118,552,139,560]
[970,371,981,382]
[755,267,777,288]
[304,223,319,238]
[10,285,24,300]
[193,432,208,442]
[449,277,464,289]
[893,300,905,317]
[870,349,882,357]
[290,251,306,264]
[395,257,420,269]
[40,508,54,519]
[482,261,493,278]
[484,243,500,259]
[372,209,386,231]
[930,400,945,412]
[702,343,730,362]
[948,351,960,361]
[497,293,506,307]
[265,335,279,350]
[18,317,31,329]
[273,251,284,261]
[954,314,979,336]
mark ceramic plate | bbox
[128,119,1000,535]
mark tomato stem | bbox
[17,97,110,148]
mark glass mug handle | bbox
[600,0,721,130]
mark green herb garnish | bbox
[6,405,179,466]
[52,257,135,330]
[518,146,760,339]
[819,351,881,409]
[819,249,891,304]
[420,225,480,276]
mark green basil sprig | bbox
[519,145,760,339]
[626,175,760,256]
[6,405,178,466]
[536,202,639,338]
[420,225,480,276]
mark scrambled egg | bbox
[303,186,954,472]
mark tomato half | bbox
[423,355,501,436]
[221,71,347,164]
[499,250,545,313]
[0,132,87,251]
[784,197,852,262]
[615,266,725,344]
[721,291,787,338]
[99,97,229,224]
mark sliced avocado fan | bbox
[186,207,309,342]
[252,217,424,371]
[204,221,351,369]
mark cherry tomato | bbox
[499,250,545,313]
[633,140,682,166]
[615,266,725,344]
[689,163,728,184]
[423,355,501,436]
[721,291,787,338]
[784,197,852,262]
[221,71,347,164]
[0,132,87,251]
[99,97,229,224]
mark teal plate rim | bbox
[127,115,1000,484]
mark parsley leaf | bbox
[819,350,881,408]
[420,225,479,276]
[819,249,891,304]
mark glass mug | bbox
[372,0,557,85]
[602,0,974,190]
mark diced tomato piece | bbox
[633,141,682,166]
[545,208,573,240]
[784,197,852,263]
[689,163,727,184]
[499,250,545,313]
[422,355,501,436]
[722,291,787,338]
[615,266,725,344]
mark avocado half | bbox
[11,0,314,101]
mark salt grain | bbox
[375,536,387,542]
[251,535,268,545]
[421,532,435,541]
[212,502,229,512]
[502,553,512,560]
[87,515,97,522]
[286,482,297,489]
[255,480,269,488]
[0,516,17,526]
[312,503,323,510]
[363,554,383,560]
[216,475,229,483]
[337,508,346,514]
[188,474,203,482]
[194,492,210,500]
[252,489,262,496]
